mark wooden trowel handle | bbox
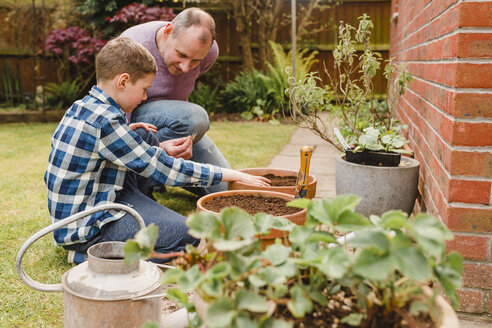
[295,146,313,198]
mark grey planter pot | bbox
[336,153,420,217]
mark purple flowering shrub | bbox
[44,26,107,64]
[107,2,176,25]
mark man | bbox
[121,7,229,196]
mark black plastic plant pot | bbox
[345,149,401,167]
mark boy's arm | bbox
[98,116,221,187]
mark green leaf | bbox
[271,216,296,232]
[316,247,350,278]
[353,248,393,281]
[411,214,453,256]
[350,230,390,252]
[379,210,409,229]
[201,279,223,298]
[142,321,159,328]
[235,290,269,313]
[263,244,290,266]
[160,267,184,284]
[221,207,256,240]
[254,213,275,235]
[335,211,371,232]
[187,211,221,239]
[177,265,203,291]
[166,288,189,308]
[248,274,267,288]
[123,224,159,265]
[287,285,313,318]
[289,226,312,245]
[234,313,259,328]
[260,317,293,328]
[213,239,255,251]
[205,298,235,328]
[392,247,431,280]
[306,231,337,244]
[205,262,231,279]
[436,252,463,310]
[287,198,312,209]
[341,313,364,326]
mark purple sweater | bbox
[121,21,218,119]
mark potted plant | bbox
[125,195,462,328]
[286,14,419,216]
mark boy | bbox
[45,37,269,264]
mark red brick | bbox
[449,179,491,204]
[462,263,492,289]
[488,291,492,314]
[450,151,492,177]
[458,33,492,58]
[446,235,488,260]
[453,93,492,118]
[446,207,492,233]
[451,122,492,147]
[456,63,492,88]
[457,289,485,313]
[459,2,492,27]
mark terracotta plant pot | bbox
[228,168,317,199]
[192,286,459,328]
[196,190,307,245]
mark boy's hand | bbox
[159,136,193,160]
[129,122,157,133]
[220,169,271,187]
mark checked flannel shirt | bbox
[45,86,222,246]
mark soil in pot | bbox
[201,194,302,216]
[263,174,298,187]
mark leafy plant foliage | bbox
[287,15,413,153]
[126,196,462,327]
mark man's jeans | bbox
[64,128,199,264]
[131,100,230,196]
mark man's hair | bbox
[171,7,216,45]
[96,37,157,82]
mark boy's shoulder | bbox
[65,87,126,128]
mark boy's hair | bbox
[172,7,216,45]
[96,37,157,82]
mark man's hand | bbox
[129,122,157,133]
[159,136,193,160]
[221,169,271,187]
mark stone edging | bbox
[0,110,65,124]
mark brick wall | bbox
[390,0,492,315]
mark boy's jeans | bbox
[64,128,199,263]
[131,100,230,196]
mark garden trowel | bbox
[295,146,313,198]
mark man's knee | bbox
[133,127,159,146]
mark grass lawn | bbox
[0,121,295,327]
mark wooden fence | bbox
[0,0,391,102]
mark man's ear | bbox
[163,23,173,39]
[116,73,131,90]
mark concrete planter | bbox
[336,153,420,216]
[228,168,317,199]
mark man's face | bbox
[162,25,212,76]
[119,73,154,113]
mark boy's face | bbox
[119,73,154,113]
[162,25,211,76]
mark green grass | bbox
[0,121,295,327]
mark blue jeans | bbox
[64,128,199,264]
[131,100,230,196]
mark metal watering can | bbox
[16,203,164,328]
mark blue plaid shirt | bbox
[45,86,222,246]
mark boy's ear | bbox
[116,73,131,90]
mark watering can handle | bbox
[16,203,146,292]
